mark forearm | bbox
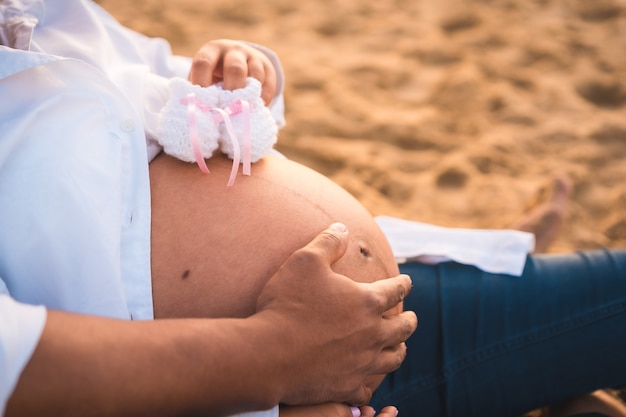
[6,224,416,416]
[6,310,282,417]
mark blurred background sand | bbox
[97,0,626,253]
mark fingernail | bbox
[349,406,361,417]
[329,222,348,233]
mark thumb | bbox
[305,223,350,266]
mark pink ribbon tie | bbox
[185,93,210,174]
[181,94,252,186]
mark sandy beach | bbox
[97,0,626,253]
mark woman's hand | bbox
[280,403,399,417]
[188,39,276,105]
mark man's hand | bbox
[280,403,400,417]
[188,39,277,105]
[256,223,418,406]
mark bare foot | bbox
[547,390,626,417]
[511,175,571,253]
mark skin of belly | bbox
[149,153,400,319]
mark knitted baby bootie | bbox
[156,78,221,164]
[157,77,278,185]
[217,78,278,166]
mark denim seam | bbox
[447,299,626,374]
[381,299,626,405]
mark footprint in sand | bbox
[360,167,414,202]
[590,124,626,145]
[571,0,624,22]
[440,11,481,34]
[576,78,626,109]
[588,125,626,159]
[605,216,626,241]
[436,166,469,189]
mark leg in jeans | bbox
[371,249,626,417]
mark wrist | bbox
[185,313,291,411]
[240,311,294,406]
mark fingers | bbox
[365,313,417,377]
[188,40,277,105]
[189,43,220,87]
[358,406,398,417]
[346,385,373,409]
[221,48,276,104]
[259,59,277,105]
[221,49,249,91]
[383,312,418,347]
[369,342,408,377]
[368,274,414,313]
[376,406,399,417]
[295,223,350,267]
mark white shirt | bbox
[0,1,281,416]
[0,43,155,416]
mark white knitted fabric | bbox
[156,77,277,165]
[157,78,221,163]
[218,78,278,162]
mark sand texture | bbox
[97,0,626,253]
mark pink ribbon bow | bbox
[181,93,252,187]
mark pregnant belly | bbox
[149,153,398,319]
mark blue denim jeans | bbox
[371,249,626,417]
